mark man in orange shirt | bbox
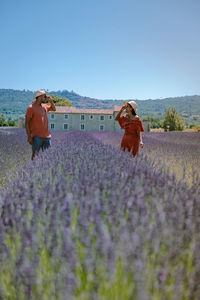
[25,89,56,160]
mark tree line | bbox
[0,114,17,127]
[0,93,193,131]
[0,95,72,127]
[144,107,185,131]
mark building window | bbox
[108,115,113,120]
[80,115,85,121]
[63,123,69,130]
[64,114,69,119]
[90,115,94,120]
[99,115,105,121]
[50,114,54,119]
[99,125,104,131]
[80,124,85,131]
[50,123,55,129]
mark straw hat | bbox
[34,89,47,99]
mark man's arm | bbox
[25,116,33,144]
[47,96,56,111]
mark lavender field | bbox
[92,131,200,186]
[0,128,200,300]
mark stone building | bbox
[18,117,25,128]
[47,106,150,132]
[18,105,150,132]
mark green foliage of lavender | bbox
[0,130,200,299]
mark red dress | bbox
[118,116,144,156]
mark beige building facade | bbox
[47,106,120,132]
[19,105,150,131]
[47,106,150,132]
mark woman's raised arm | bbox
[115,106,126,121]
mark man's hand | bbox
[46,95,53,103]
[28,135,33,145]
[46,95,56,111]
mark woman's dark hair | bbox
[128,104,136,116]
[131,109,136,116]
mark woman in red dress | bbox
[115,101,144,157]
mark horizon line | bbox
[0,88,199,102]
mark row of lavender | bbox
[0,128,66,186]
[0,128,31,186]
[0,130,200,299]
[143,132,200,186]
[93,131,200,186]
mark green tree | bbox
[163,107,184,131]
[0,114,7,126]
[7,120,17,127]
[142,116,161,128]
[49,95,72,106]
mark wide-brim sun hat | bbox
[34,89,47,99]
[124,100,138,113]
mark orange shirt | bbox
[26,102,53,138]
[118,116,144,134]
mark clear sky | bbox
[1,0,200,100]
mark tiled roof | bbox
[51,106,121,114]
[114,105,122,111]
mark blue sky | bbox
[1,0,200,100]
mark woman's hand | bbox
[115,105,126,121]
[140,141,144,148]
[120,105,126,112]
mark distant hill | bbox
[0,89,200,122]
